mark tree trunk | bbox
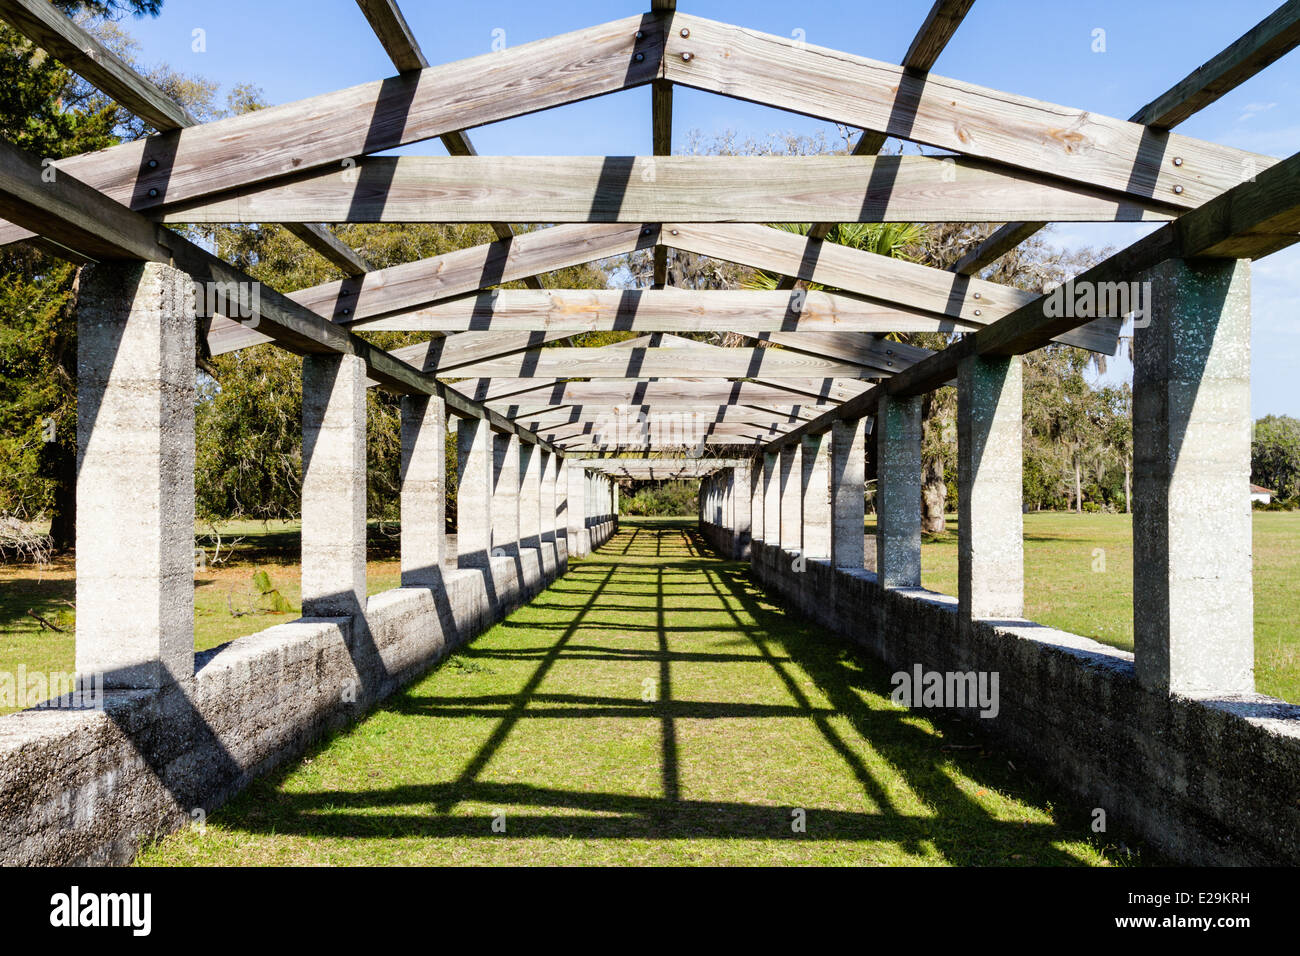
[1074,459,1082,513]
[1124,458,1132,514]
[47,266,83,553]
[920,391,947,534]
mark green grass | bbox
[865,511,1300,703]
[136,518,1136,866]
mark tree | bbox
[1252,415,1300,501]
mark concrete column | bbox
[763,452,779,545]
[779,443,802,552]
[400,394,446,586]
[519,442,542,552]
[540,451,557,545]
[1133,258,1254,696]
[301,352,368,619]
[733,462,752,558]
[76,261,195,688]
[492,432,521,556]
[957,354,1024,622]
[750,457,765,545]
[456,417,493,569]
[831,417,867,569]
[800,433,832,559]
[555,456,568,543]
[875,396,923,587]
[567,462,587,555]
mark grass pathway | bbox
[140,517,1134,866]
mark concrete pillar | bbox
[613,480,620,519]
[567,463,588,556]
[800,433,832,559]
[763,452,779,545]
[76,261,195,688]
[519,442,542,552]
[750,457,765,544]
[540,451,557,545]
[457,417,493,569]
[733,462,752,558]
[1133,258,1254,696]
[957,354,1024,622]
[492,432,521,556]
[831,417,867,569]
[779,443,802,552]
[301,352,368,619]
[556,456,570,544]
[875,396,923,587]
[400,394,446,586]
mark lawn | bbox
[136,518,1135,866]
[1,512,1296,715]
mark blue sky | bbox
[118,0,1299,416]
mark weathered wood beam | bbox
[951,0,1300,276]
[483,378,858,411]
[435,346,880,380]
[0,134,559,452]
[355,288,978,334]
[663,222,1120,353]
[652,68,674,288]
[764,144,1300,453]
[208,223,655,354]
[0,13,667,247]
[351,0,541,287]
[158,155,1181,225]
[514,405,812,428]
[662,13,1271,211]
[0,0,375,274]
[786,0,977,272]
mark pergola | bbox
[2,0,1299,702]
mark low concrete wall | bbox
[0,541,567,865]
[700,518,742,560]
[747,538,1300,866]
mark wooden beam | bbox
[0,134,561,453]
[483,378,860,411]
[514,406,812,428]
[354,287,980,334]
[652,67,674,288]
[951,1,1300,276]
[435,345,881,380]
[208,223,655,354]
[0,0,193,130]
[351,0,541,288]
[0,13,668,247]
[663,222,1120,353]
[0,0,375,273]
[764,144,1300,453]
[662,13,1271,211]
[158,155,1181,225]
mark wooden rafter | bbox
[661,13,1272,211]
[156,154,1183,225]
[0,13,667,247]
[951,0,1300,276]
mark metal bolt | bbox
[671,229,679,236]
[635,30,644,39]
[974,309,982,316]
[642,227,652,235]
[681,51,693,62]
[148,188,158,198]
[680,27,690,38]
[147,158,158,169]
[1173,157,1184,166]
[341,307,351,315]
[1173,184,1184,194]
[973,292,981,299]
[635,52,644,62]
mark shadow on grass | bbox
[189,520,1137,865]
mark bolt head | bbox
[1173,157,1184,166]
[147,158,158,169]
[680,27,690,38]
[148,188,158,198]
[635,30,644,39]
[974,309,982,316]
[681,51,693,61]
[973,291,981,299]
[635,52,644,62]
[1173,184,1184,194]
